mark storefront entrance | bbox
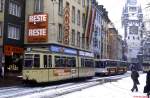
[4,45,24,77]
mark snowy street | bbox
[56,73,147,98]
[0,72,148,98]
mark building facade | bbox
[0,0,25,75]
[92,1,102,59]
[117,35,123,60]
[142,6,150,65]
[122,0,143,63]
[25,0,95,56]
[101,9,110,59]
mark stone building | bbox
[0,0,25,75]
[122,0,143,63]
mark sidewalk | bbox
[0,73,22,87]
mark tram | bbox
[142,63,150,73]
[23,45,95,83]
[95,59,127,76]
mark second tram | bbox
[95,59,128,76]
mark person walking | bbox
[131,67,140,92]
[144,70,150,98]
[0,64,2,78]
[1,65,4,78]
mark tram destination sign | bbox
[27,13,48,42]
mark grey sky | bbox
[97,0,149,37]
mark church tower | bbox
[122,0,143,63]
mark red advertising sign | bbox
[27,13,48,42]
[4,45,24,56]
[53,69,71,76]
[63,4,70,45]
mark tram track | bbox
[0,73,131,98]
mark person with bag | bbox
[144,70,150,98]
[131,67,140,92]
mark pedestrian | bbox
[1,64,4,78]
[0,64,2,78]
[131,67,140,92]
[144,70,150,98]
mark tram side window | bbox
[85,59,94,67]
[95,61,101,68]
[44,55,47,68]
[24,54,33,67]
[67,57,76,67]
[48,55,52,67]
[34,54,40,67]
[81,58,85,67]
[44,55,52,68]
[55,56,63,67]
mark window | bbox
[8,24,20,40]
[9,0,21,17]
[34,54,40,67]
[0,0,3,12]
[82,33,85,48]
[55,56,76,67]
[0,23,2,37]
[82,0,85,7]
[133,36,135,40]
[24,54,40,68]
[72,6,75,23]
[129,26,138,34]
[78,0,81,4]
[129,7,136,12]
[44,55,52,68]
[34,0,44,13]
[81,58,94,68]
[77,32,80,47]
[71,29,75,46]
[77,10,80,25]
[58,0,63,15]
[82,13,85,28]
[58,24,63,42]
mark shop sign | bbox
[63,4,70,45]
[27,13,48,42]
[79,51,94,57]
[4,45,24,56]
[64,48,77,55]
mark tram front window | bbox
[85,59,94,67]
[95,61,105,68]
[24,54,33,68]
[24,54,40,68]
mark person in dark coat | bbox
[144,70,150,98]
[131,68,140,92]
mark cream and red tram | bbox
[95,59,127,76]
[142,62,150,73]
[23,45,95,83]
